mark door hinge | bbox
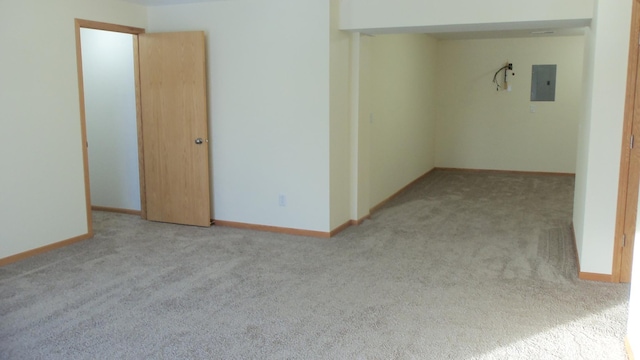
[631,134,635,149]
[623,234,627,247]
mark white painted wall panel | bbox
[574,0,632,275]
[330,0,352,230]
[147,0,331,232]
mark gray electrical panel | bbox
[531,64,557,102]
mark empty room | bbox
[1,0,640,358]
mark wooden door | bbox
[615,0,640,283]
[138,31,211,227]
[620,43,640,282]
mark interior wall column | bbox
[350,32,372,221]
[349,32,361,220]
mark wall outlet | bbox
[530,105,536,113]
[278,194,286,207]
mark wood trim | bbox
[132,35,147,220]
[0,233,92,267]
[370,168,437,214]
[627,336,636,360]
[74,19,94,238]
[214,220,331,238]
[435,167,575,177]
[330,220,352,237]
[75,19,145,35]
[216,214,372,240]
[578,272,614,282]
[75,19,147,226]
[351,214,371,226]
[570,223,582,274]
[613,0,640,283]
[91,206,142,216]
[572,223,615,282]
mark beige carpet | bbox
[0,170,630,359]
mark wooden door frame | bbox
[74,19,147,237]
[613,0,640,283]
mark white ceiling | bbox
[430,27,587,40]
[357,19,591,40]
[120,0,226,5]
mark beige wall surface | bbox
[435,36,585,173]
[363,34,438,208]
[0,0,147,259]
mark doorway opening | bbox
[75,19,212,231]
[74,19,146,236]
[80,28,141,216]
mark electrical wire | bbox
[492,64,510,91]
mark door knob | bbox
[195,138,203,145]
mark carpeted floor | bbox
[0,170,631,359]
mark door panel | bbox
[138,31,211,227]
[615,0,640,283]
[621,44,640,282]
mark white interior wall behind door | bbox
[147,0,331,232]
[81,28,140,211]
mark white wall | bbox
[353,34,372,221]
[0,0,146,260]
[81,28,140,211]
[364,34,438,207]
[147,0,332,232]
[329,0,352,230]
[340,0,593,33]
[436,36,585,173]
[573,0,633,275]
[573,25,595,272]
